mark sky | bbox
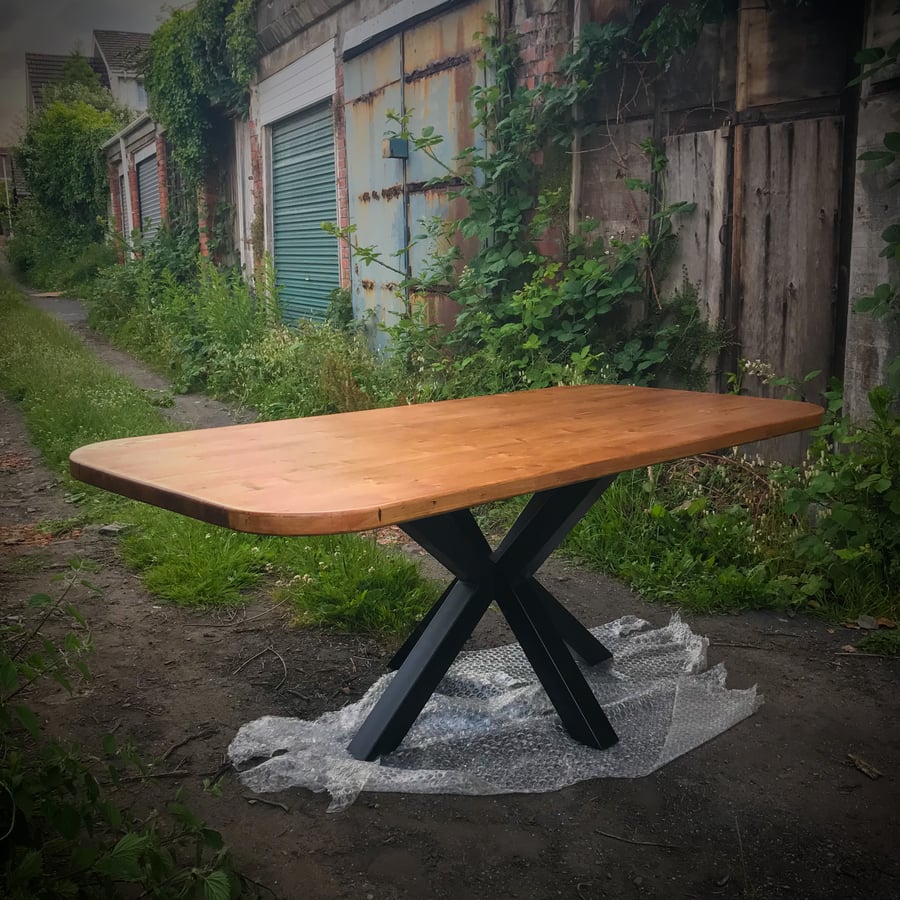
[0,0,178,146]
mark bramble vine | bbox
[327,18,727,395]
[851,16,900,322]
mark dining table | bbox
[69,384,823,761]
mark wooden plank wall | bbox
[580,121,653,243]
[576,0,875,461]
[844,89,900,421]
[660,129,729,325]
[843,1,900,421]
[733,118,843,461]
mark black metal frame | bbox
[347,476,620,761]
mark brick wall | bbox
[516,11,571,258]
[333,60,352,289]
[108,163,125,261]
[155,135,169,225]
[248,118,265,279]
[516,13,570,90]
[127,156,140,233]
[197,173,217,258]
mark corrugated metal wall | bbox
[343,0,492,338]
[271,102,340,321]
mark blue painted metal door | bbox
[343,35,406,341]
[344,0,492,340]
[271,102,340,322]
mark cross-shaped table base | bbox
[347,476,620,761]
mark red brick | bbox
[127,157,140,233]
[155,135,170,226]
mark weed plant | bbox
[565,403,900,620]
[7,200,117,293]
[0,274,436,634]
[62,251,900,622]
[0,571,262,897]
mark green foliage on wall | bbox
[143,0,258,190]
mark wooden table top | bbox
[69,385,823,535]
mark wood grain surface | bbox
[69,385,823,535]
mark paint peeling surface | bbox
[345,35,407,335]
[343,0,491,341]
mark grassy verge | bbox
[0,274,438,633]
[29,255,900,629]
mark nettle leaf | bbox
[808,472,836,494]
[883,132,900,153]
[858,150,895,171]
[881,223,900,244]
[855,47,886,65]
[13,849,43,882]
[0,656,19,692]
[14,704,40,737]
[95,832,149,882]
[202,827,225,850]
[52,803,83,841]
[203,870,232,900]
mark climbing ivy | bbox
[329,14,729,394]
[851,11,900,322]
[143,0,257,190]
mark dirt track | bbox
[1,291,899,899]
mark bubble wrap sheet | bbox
[228,615,760,810]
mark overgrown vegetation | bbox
[4,4,899,636]
[567,378,900,621]
[1,571,263,897]
[0,274,437,632]
[7,51,128,289]
[326,22,730,397]
[143,0,257,190]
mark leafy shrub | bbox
[0,575,258,898]
[777,384,900,608]
[6,201,117,291]
[208,320,381,417]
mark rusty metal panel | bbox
[344,35,407,336]
[844,93,900,420]
[403,0,491,76]
[404,0,490,303]
[661,129,729,325]
[735,117,842,461]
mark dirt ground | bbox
[2,293,899,899]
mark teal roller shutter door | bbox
[271,102,340,322]
[137,155,161,240]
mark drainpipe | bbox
[568,0,586,243]
[118,136,133,253]
[400,32,412,309]
[1,155,13,236]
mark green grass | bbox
[857,629,900,656]
[0,273,437,633]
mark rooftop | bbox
[92,31,152,74]
[24,53,109,110]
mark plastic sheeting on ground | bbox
[228,615,761,811]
